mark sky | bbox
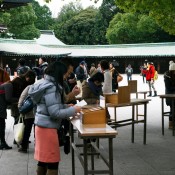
[36,0,103,18]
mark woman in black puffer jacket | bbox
[0,82,13,150]
[164,62,175,129]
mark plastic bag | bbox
[14,115,25,144]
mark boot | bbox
[147,91,152,97]
[169,121,173,129]
[36,166,47,175]
[153,91,157,97]
[18,147,27,153]
[0,141,12,150]
[46,169,58,175]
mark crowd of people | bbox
[0,57,175,174]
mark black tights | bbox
[38,161,59,170]
[0,118,5,143]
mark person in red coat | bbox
[142,62,157,97]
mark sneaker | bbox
[18,147,27,153]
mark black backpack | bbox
[17,66,30,75]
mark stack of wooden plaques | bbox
[104,86,130,105]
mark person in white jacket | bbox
[100,60,112,94]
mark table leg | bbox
[136,93,138,121]
[143,103,147,144]
[172,100,175,136]
[109,138,114,175]
[161,98,164,135]
[132,105,135,143]
[83,139,88,175]
[114,107,117,122]
[90,140,95,175]
[70,123,75,175]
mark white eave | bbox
[49,42,175,57]
[0,38,70,56]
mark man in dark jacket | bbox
[75,61,87,97]
[16,58,30,76]
[164,62,175,129]
[35,57,48,80]
[0,83,13,149]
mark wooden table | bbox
[159,94,175,136]
[70,118,117,175]
[106,98,150,144]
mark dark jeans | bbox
[21,118,34,149]
[127,75,132,81]
[0,118,5,143]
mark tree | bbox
[32,0,54,30]
[106,12,175,44]
[106,13,138,44]
[56,2,83,22]
[115,0,175,35]
[54,4,98,45]
[8,5,40,39]
[61,7,98,45]
[93,0,120,44]
[0,12,11,37]
[53,2,83,44]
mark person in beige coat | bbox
[17,85,35,153]
[82,72,104,105]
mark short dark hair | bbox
[24,70,36,84]
[60,57,74,68]
[19,58,26,66]
[100,60,109,70]
[40,57,47,62]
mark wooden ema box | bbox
[80,106,106,124]
[128,80,137,93]
[104,86,130,105]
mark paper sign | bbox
[76,99,87,107]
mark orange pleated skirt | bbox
[34,126,60,163]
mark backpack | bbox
[17,66,30,75]
[154,71,158,80]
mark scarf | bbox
[88,80,102,97]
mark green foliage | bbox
[32,0,55,30]
[69,8,98,44]
[106,13,138,44]
[106,12,175,44]
[54,2,83,44]
[54,0,119,44]
[7,5,40,39]
[56,2,83,22]
[54,6,98,45]
[93,0,120,44]
[0,12,11,25]
[115,0,175,35]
